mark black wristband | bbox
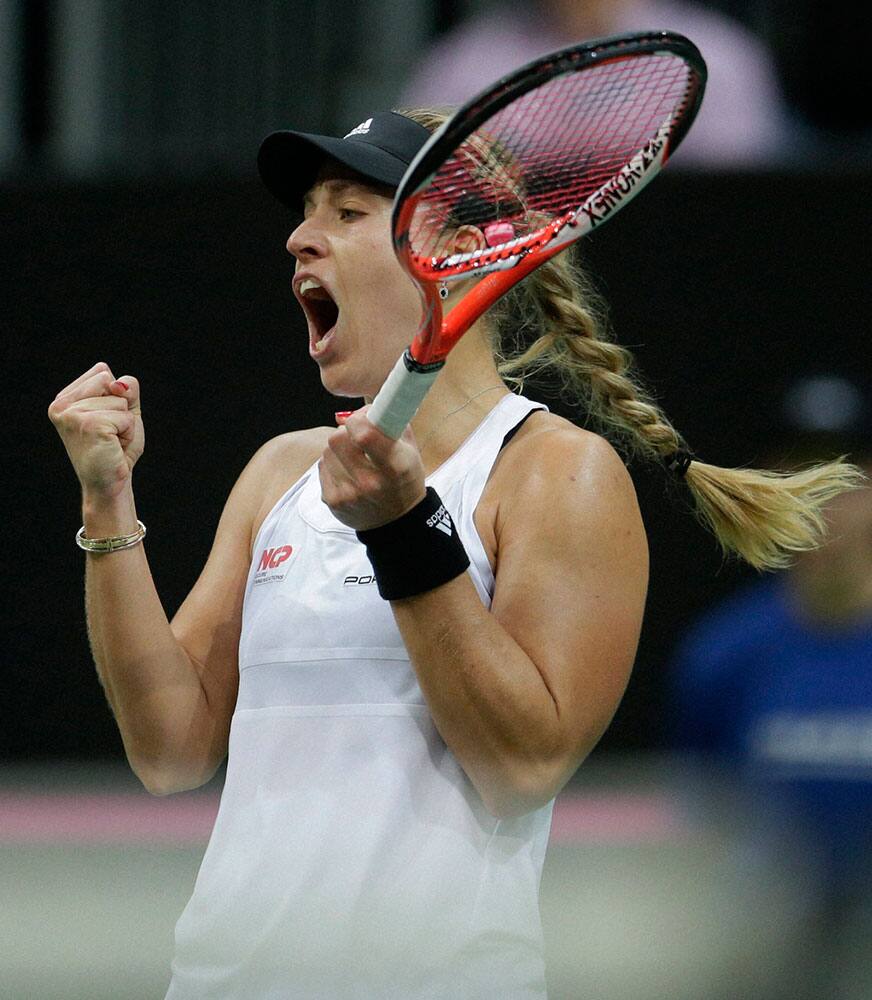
[356,487,470,600]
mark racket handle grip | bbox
[369,351,443,439]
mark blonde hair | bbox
[396,107,867,571]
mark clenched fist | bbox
[48,362,144,501]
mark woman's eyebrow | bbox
[302,179,366,211]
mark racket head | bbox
[391,31,706,363]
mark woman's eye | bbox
[339,208,363,221]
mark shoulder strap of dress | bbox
[499,407,545,452]
[435,396,547,604]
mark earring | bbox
[438,281,449,301]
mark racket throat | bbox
[401,348,446,376]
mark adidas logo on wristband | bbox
[356,487,469,600]
[426,504,453,536]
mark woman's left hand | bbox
[319,406,427,531]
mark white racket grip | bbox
[369,353,443,439]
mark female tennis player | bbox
[48,108,863,998]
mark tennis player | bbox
[48,109,863,998]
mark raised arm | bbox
[48,362,318,795]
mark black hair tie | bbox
[664,450,694,477]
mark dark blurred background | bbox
[2,2,872,998]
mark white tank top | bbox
[167,393,553,999]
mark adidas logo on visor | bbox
[344,118,372,138]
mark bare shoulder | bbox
[248,425,332,478]
[493,410,633,497]
[245,426,332,549]
[477,411,644,563]
[482,414,649,799]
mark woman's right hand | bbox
[48,362,145,502]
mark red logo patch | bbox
[258,545,293,571]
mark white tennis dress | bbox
[166,393,554,999]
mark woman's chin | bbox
[318,368,375,402]
[318,360,391,403]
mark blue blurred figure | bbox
[669,374,872,991]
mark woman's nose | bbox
[286,218,327,260]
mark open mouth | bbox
[297,280,340,351]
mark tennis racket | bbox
[368,30,706,438]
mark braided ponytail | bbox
[396,107,867,571]
[492,249,866,570]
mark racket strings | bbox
[407,53,696,269]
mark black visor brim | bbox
[257,131,411,214]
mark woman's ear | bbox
[451,224,487,255]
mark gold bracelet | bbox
[76,520,147,553]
